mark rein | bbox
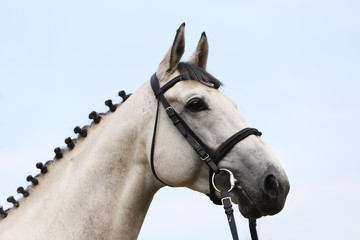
[150,73,261,240]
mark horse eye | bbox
[186,98,208,112]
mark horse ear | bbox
[187,32,208,69]
[157,23,185,79]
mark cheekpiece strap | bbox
[151,74,219,172]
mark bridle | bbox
[150,73,262,240]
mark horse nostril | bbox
[263,174,279,199]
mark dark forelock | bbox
[177,62,222,88]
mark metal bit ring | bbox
[211,168,237,193]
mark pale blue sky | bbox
[0,1,359,239]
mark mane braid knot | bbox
[118,90,131,102]
[74,126,87,137]
[65,137,75,150]
[54,147,63,159]
[26,175,39,185]
[17,187,29,197]
[89,111,101,124]
[0,206,7,218]
[7,196,19,208]
[36,162,48,174]
[105,99,117,112]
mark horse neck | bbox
[0,82,160,240]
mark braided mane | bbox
[0,91,131,219]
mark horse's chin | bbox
[232,186,262,219]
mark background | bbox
[0,1,359,239]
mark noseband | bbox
[150,73,261,240]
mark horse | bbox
[0,23,289,240]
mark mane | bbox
[0,91,131,219]
[177,62,222,88]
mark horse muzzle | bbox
[233,168,290,219]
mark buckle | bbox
[165,107,174,116]
[221,196,231,205]
[201,154,210,161]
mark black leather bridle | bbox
[150,73,261,240]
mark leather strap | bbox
[249,219,259,240]
[214,128,262,164]
[221,190,239,240]
[150,100,169,185]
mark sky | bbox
[0,0,359,239]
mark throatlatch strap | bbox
[150,100,169,185]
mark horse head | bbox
[150,23,290,219]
